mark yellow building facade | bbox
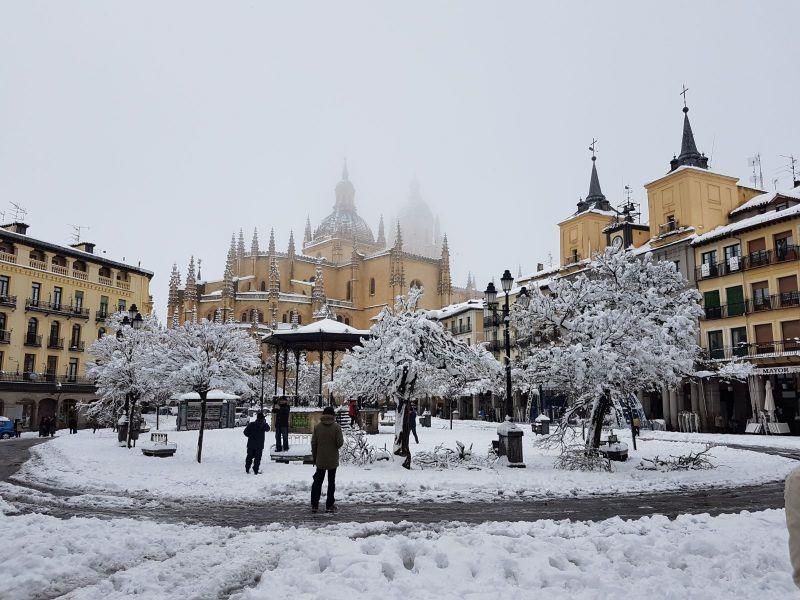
[0,222,153,430]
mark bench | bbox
[140,432,178,457]
[270,433,313,464]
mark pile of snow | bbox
[0,507,795,599]
[14,419,797,504]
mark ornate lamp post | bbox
[116,304,143,448]
[485,271,515,420]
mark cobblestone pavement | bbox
[0,436,791,527]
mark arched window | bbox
[344,317,350,326]
[282,313,288,323]
[260,281,266,292]
[336,316,343,323]
[49,321,60,342]
[97,327,106,340]
[297,314,302,325]
[241,312,248,322]
[257,310,264,323]
[369,278,376,296]
[346,281,352,301]
[27,317,38,337]
[0,312,6,332]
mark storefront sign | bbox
[753,366,800,375]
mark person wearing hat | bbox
[310,406,344,513]
[243,412,270,474]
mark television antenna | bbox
[748,154,764,189]
[69,225,89,243]
[9,202,27,222]
[780,154,798,185]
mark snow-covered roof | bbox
[729,188,800,216]
[177,389,240,401]
[632,232,697,256]
[692,204,800,246]
[282,318,371,337]
[427,299,484,321]
[558,208,617,225]
[518,263,561,281]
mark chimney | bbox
[2,222,29,235]
[536,263,544,272]
[70,242,95,254]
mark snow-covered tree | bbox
[86,311,164,446]
[333,288,497,468]
[511,247,702,450]
[159,320,261,462]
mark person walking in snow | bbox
[310,406,344,513]
[409,405,419,444]
[272,398,290,452]
[68,410,78,434]
[243,412,270,474]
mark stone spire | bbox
[576,147,612,213]
[377,215,386,247]
[185,256,197,303]
[251,228,259,255]
[228,233,237,275]
[268,256,280,300]
[312,258,326,313]
[390,222,405,294]
[287,230,296,260]
[438,234,452,301]
[237,229,246,262]
[304,216,312,244]
[669,103,709,172]
[268,228,276,256]
[394,221,403,251]
[167,263,181,309]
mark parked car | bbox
[234,409,250,427]
[0,416,15,439]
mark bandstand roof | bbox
[263,318,371,352]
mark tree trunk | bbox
[196,390,208,463]
[126,393,137,449]
[393,367,413,469]
[585,390,612,450]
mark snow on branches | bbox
[511,247,703,449]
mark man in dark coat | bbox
[272,398,290,452]
[243,412,270,474]
[409,405,419,444]
[68,411,78,435]
[310,406,344,513]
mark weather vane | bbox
[589,138,598,160]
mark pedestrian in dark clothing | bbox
[68,412,78,435]
[243,412,270,474]
[38,417,46,438]
[409,405,419,444]
[88,417,98,434]
[272,399,290,452]
[311,406,344,513]
[49,417,57,437]
[14,419,22,438]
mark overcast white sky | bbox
[1,1,798,318]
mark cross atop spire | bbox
[575,144,611,213]
[669,86,709,172]
[589,138,598,160]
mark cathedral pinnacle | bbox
[251,228,259,255]
[304,216,312,244]
[394,221,403,250]
[268,228,276,255]
[377,215,386,247]
[237,229,245,261]
[288,230,296,259]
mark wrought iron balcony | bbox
[24,333,42,347]
[703,339,800,361]
[0,372,95,386]
[68,340,85,352]
[47,336,64,350]
[0,295,16,309]
[96,309,110,322]
[702,292,800,319]
[696,245,800,281]
[25,299,90,319]
[449,324,473,335]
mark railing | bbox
[0,295,16,308]
[0,251,17,264]
[98,276,113,287]
[51,264,68,276]
[72,270,88,281]
[696,245,800,280]
[484,314,500,328]
[704,340,800,361]
[702,292,800,319]
[24,333,42,347]
[47,336,64,349]
[0,251,137,288]
[0,372,95,385]
[25,299,91,319]
[450,324,473,335]
[658,219,681,235]
[0,330,10,344]
[96,309,109,322]
[116,280,130,290]
[69,340,85,352]
[484,339,504,352]
[29,258,47,271]
[563,254,582,265]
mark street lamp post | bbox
[117,304,143,448]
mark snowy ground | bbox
[12,417,797,504]
[641,429,800,450]
[0,497,794,599]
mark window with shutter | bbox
[726,286,745,316]
[782,320,800,351]
[754,323,774,354]
[778,276,799,307]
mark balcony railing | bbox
[0,372,95,386]
[98,276,113,287]
[116,280,131,290]
[0,295,16,308]
[25,299,91,319]
[96,309,109,322]
[0,330,10,344]
[702,292,800,319]
[72,269,88,281]
[696,245,800,280]
[658,219,681,235]
[47,336,64,350]
[69,340,85,352]
[0,251,17,264]
[450,324,473,335]
[0,251,133,289]
[704,339,800,361]
[29,258,47,271]
[24,333,42,347]
[51,264,68,276]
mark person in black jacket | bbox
[272,398,290,452]
[243,412,270,474]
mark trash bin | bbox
[533,414,550,435]
[420,412,431,428]
[497,418,525,468]
[117,416,140,447]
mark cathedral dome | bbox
[314,164,375,245]
[393,180,441,258]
